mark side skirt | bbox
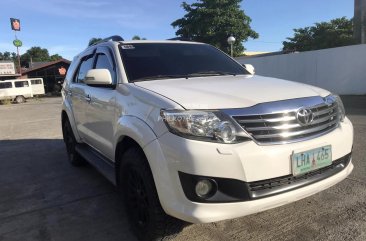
[75,144,116,185]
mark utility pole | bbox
[354,0,366,44]
[16,44,21,75]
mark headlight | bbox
[326,94,345,122]
[160,110,248,143]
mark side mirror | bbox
[85,69,113,86]
[242,64,255,75]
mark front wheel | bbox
[15,95,25,104]
[119,147,184,241]
[62,119,85,166]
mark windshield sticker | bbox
[122,45,135,49]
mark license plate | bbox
[291,145,332,176]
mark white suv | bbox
[61,36,354,241]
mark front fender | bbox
[114,115,157,154]
[62,99,82,142]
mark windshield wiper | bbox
[133,71,238,82]
[186,71,237,77]
[133,74,188,82]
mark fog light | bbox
[195,179,216,198]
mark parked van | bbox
[29,78,45,95]
[0,79,33,103]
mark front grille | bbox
[233,101,340,144]
[247,153,351,199]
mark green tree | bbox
[50,54,63,61]
[132,35,147,40]
[22,47,50,62]
[20,47,63,67]
[171,0,258,56]
[0,52,18,70]
[88,37,103,46]
[11,52,17,60]
[0,51,16,61]
[283,17,356,52]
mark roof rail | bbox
[167,37,191,41]
[92,35,124,46]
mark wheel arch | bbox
[114,115,158,185]
[61,101,82,142]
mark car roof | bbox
[75,39,205,60]
[118,40,203,45]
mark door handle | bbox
[85,94,91,103]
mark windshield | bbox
[119,43,249,82]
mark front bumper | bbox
[178,153,351,203]
[179,161,353,223]
[143,117,353,223]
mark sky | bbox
[0,0,354,60]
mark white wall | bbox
[236,44,366,95]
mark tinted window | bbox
[75,55,94,83]
[15,81,29,88]
[95,53,116,83]
[31,79,42,85]
[0,82,12,89]
[120,43,249,82]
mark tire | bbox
[119,147,185,241]
[62,119,85,166]
[15,96,25,104]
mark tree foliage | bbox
[283,17,356,52]
[0,51,16,61]
[1,47,63,68]
[20,47,63,67]
[22,47,50,62]
[171,0,258,56]
[132,35,147,40]
[50,54,63,61]
[88,38,103,46]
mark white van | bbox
[28,78,45,95]
[0,79,33,103]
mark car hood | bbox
[134,75,330,109]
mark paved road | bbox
[0,96,365,241]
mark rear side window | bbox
[0,82,12,89]
[95,53,116,83]
[14,81,29,88]
[31,79,42,85]
[74,55,94,83]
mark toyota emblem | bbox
[296,108,314,126]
